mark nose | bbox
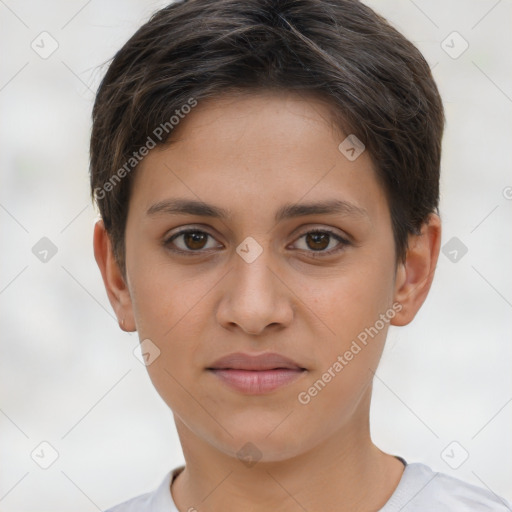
[216,246,294,336]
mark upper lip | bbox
[207,352,305,371]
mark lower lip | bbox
[208,368,306,394]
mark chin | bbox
[210,424,311,464]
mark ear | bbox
[391,213,441,326]
[93,219,136,332]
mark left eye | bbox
[164,228,349,256]
[292,229,349,256]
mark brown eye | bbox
[165,229,221,253]
[164,227,349,257]
[293,229,350,257]
[305,232,330,251]
[183,231,208,250]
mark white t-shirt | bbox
[104,458,512,511]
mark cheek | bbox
[298,259,396,407]
[129,274,171,338]
[126,256,211,375]
[127,249,203,339]
[303,263,395,340]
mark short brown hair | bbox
[90,0,445,276]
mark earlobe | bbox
[390,213,441,326]
[93,219,136,332]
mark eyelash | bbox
[163,228,350,258]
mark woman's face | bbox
[115,90,409,462]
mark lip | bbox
[208,368,306,394]
[207,352,305,371]
[206,352,307,395]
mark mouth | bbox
[207,368,307,394]
[206,352,307,394]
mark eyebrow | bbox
[146,198,369,222]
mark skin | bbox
[94,90,441,512]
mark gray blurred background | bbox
[1,0,511,510]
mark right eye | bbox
[164,229,223,254]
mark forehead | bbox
[128,90,388,226]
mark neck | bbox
[170,392,405,512]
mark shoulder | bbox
[103,490,154,512]
[102,466,183,512]
[382,461,512,511]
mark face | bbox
[96,90,438,463]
